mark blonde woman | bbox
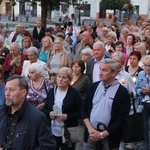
[134,42,146,68]
[39,36,53,63]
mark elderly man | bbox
[0,75,56,150]
[82,58,130,150]
[86,41,109,83]
[74,31,91,60]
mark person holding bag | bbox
[43,67,82,150]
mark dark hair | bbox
[115,41,124,48]
[45,27,53,33]
[55,23,61,27]
[32,39,40,49]
[7,75,28,91]
[85,42,93,49]
[127,33,136,45]
[71,60,85,73]
[67,21,73,26]
[129,51,142,61]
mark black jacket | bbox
[81,81,130,149]
[33,26,45,42]
[43,86,82,127]
[0,100,56,150]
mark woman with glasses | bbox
[43,67,82,150]
[21,36,32,55]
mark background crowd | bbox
[0,14,150,150]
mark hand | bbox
[49,70,55,75]
[89,130,101,142]
[49,111,57,119]
[142,87,150,94]
[36,103,45,110]
[57,114,67,121]
[10,60,15,66]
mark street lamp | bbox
[9,0,16,21]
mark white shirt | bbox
[52,88,67,137]
[92,57,105,83]
[115,69,136,97]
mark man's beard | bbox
[5,99,13,107]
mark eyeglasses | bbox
[23,41,30,42]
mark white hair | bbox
[81,48,93,56]
[28,63,43,76]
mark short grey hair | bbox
[111,51,125,64]
[57,67,72,80]
[100,58,119,72]
[142,55,150,64]
[93,41,105,49]
[81,48,93,56]
[10,42,20,50]
[107,31,117,40]
[27,46,39,57]
[28,63,43,76]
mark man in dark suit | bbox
[33,20,45,43]
[86,41,109,83]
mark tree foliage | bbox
[100,0,130,10]
[16,0,61,28]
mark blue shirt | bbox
[0,83,5,106]
[39,51,50,63]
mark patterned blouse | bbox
[26,78,52,106]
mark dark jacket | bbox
[86,56,109,82]
[43,85,82,127]
[33,26,45,42]
[81,81,130,149]
[0,100,56,150]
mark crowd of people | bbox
[0,14,150,150]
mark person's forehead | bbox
[6,79,19,87]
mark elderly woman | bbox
[43,67,82,150]
[136,55,150,150]
[26,63,52,110]
[3,42,27,81]
[39,36,53,63]
[119,27,130,46]
[111,51,135,96]
[21,46,49,79]
[47,37,72,83]
[125,34,136,56]
[21,36,32,54]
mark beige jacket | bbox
[47,49,72,71]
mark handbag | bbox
[62,124,80,144]
[122,98,144,143]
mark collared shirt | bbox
[92,57,105,83]
[90,80,120,128]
